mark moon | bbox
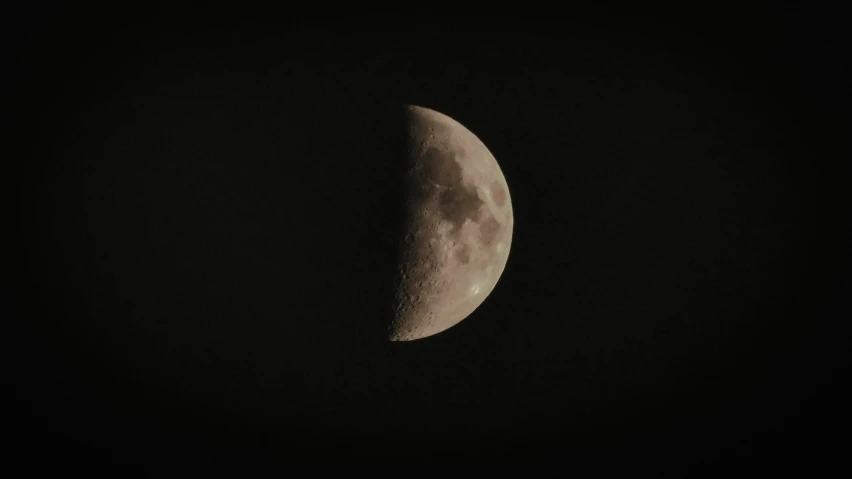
[390,105,514,341]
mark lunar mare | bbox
[391,105,513,341]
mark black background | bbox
[7,5,850,469]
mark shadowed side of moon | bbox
[390,105,513,341]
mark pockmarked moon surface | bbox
[390,105,514,341]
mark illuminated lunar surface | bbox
[390,105,514,341]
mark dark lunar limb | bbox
[371,106,420,340]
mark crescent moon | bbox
[390,105,514,341]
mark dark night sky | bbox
[7,6,850,468]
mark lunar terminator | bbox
[390,105,514,341]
